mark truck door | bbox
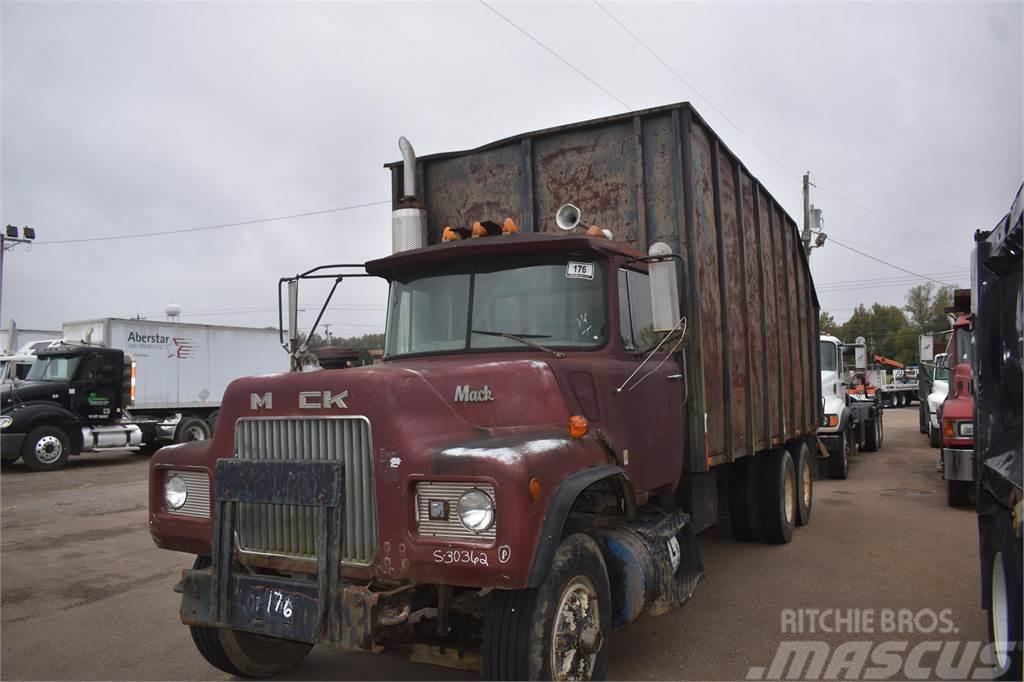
[72,352,120,424]
[613,268,686,493]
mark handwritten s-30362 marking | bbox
[433,549,489,566]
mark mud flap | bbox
[593,508,703,630]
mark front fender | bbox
[5,401,82,446]
[526,463,631,587]
[148,440,218,555]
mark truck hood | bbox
[213,357,573,458]
[1,380,68,410]
[927,380,949,412]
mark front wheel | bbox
[985,512,1022,680]
[929,424,941,448]
[919,403,928,434]
[828,430,849,480]
[188,557,311,678]
[484,533,611,680]
[21,425,72,471]
[863,414,883,452]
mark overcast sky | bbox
[2,1,1021,342]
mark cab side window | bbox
[618,269,654,350]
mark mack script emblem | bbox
[454,385,494,402]
[249,390,349,410]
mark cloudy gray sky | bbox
[2,1,1021,341]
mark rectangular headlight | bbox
[957,421,974,438]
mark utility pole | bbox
[801,173,812,255]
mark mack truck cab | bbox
[818,335,884,479]
[147,107,823,681]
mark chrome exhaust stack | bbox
[392,137,428,253]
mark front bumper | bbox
[180,457,406,651]
[1,432,25,459]
[942,448,974,482]
[180,566,405,650]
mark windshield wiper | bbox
[471,330,565,359]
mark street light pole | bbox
[1,226,39,334]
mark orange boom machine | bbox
[149,104,821,680]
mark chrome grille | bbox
[415,481,497,541]
[164,470,210,518]
[234,417,376,565]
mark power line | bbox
[825,237,957,286]
[592,0,803,180]
[813,185,967,250]
[817,271,967,288]
[479,0,631,110]
[34,199,391,245]
[588,1,966,253]
[817,235,964,270]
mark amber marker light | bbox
[943,419,956,440]
[529,477,541,500]
[568,415,589,439]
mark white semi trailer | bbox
[61,318,284,446]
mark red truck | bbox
[148,104,821,680]
[940,290,975,507]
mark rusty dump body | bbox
[387,102,822,465]
[151,103,820,672]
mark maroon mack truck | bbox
[149,103,822,680]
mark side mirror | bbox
[648,242,680,333]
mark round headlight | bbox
[0,415,12,429]
[165,474,188,510]
[457,488,495,532]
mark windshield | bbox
[26,355,81,381]
[934,354,950,381]
[954,328,973,365]
[385,260,606,357]
[819,340,838,372]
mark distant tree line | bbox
[819,283,956,365]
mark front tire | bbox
[919,403,928,434]
[188,557,311,678]
[21,425,72,471]
[929,424,941,448]
[828,430,849,480]
[484,533,611,681]
[863,413,883,452]
[985,512,1022,681]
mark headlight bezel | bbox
[456,488,496,533]
[164,473,189,510]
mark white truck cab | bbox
[818,335,884,479]
[926,352,949,448]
